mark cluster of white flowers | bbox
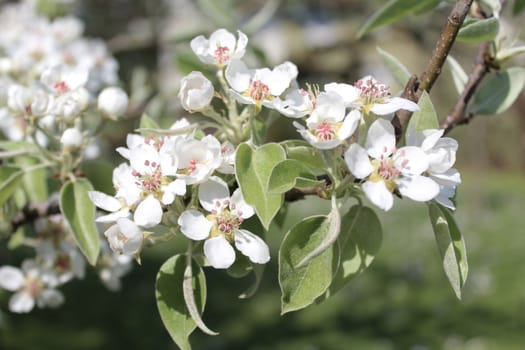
[0,215,131,313]
[0,0,128,148]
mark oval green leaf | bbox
[60,178,100,265]
[428,203,468,299]
[469,67,525,115]
[156,254,207,350]
[235,142,285,230]
[457,17,499,44]
[268,159,321,194]
[280,140,326,170]
[279,215,340,314]
[406,90,439,139]
[0,166,24,207]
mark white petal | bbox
[9,291,35,313]
[230,189,254,219]
[233,30,248,59]
[204,236,236,269]
[225,59,251,93]
[88,191,122,212]
[324,82,360,106]
[337,109,361,140]
[161,179,187,205]
[134,195,163,228]
[420,129,444,150]
[344,143,374,179]
[394,146,429,176]
[397,175,440,202]
[37,289,64,308]
[178,210,212,240]
[198,176,230,212]
[370,97,419,115]
[310,91,345,122]
[0,266,25,291]
[365,118,396,159]
[95,208,130,223]
[129,144,159,175]
[362,180,394,211]
[430,168,461,187]
[234,229,270,264]
[116,218,143,255]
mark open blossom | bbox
[0,260,64,313]
[407,127,461,209]
[174,134,223,185]
[225,59,298,107]
[178,176,270,269]
[344,119,440,211]
[40,65,88,96]
[325,75,418,116]
[103,218,144,256]
[270,86,316,118]
[179,71,214,112]
[7,84,53,117]
[191,28,248,67]
[294,91,361,149]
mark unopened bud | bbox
[179,71,214,112]
[60,128,83,149]
[97,87,129,120]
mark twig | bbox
[11,198,61,233]
[392,0,474,138]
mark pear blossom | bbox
[60,127,83,149]
[344,119,440,211]
[179,71,214,112]
[406,127,461,209]
[178,176,270,269]
[225,59,298,107]
[175,134,223,185]
[97,86,129,119]
[103,217,144,256]
[40,65,88,96]
[325,75,418,116]
[294,91,361,149]
[270,86,316,118]
[191,28,248,67]
[0,260,64,313]
[97,240,133,291]
[7,84,53,117]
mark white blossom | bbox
[179,71,214,112]
[97,86,129,119]
[178,176,270,269]
[175,134,223,185]
[191,28,248,67]
[103,218,143,256]
[60,127,83,149]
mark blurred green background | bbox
[1,0,525,349]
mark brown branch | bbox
[11,198,61,233]
[440,42,493,133]
[393,0,474,139]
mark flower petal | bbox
[230,188,254,219]
[178,210,212,240]
[9,291,35,313]
[88,191,122,212]
[198,176,230,212]
[397,175,440,202]
[395,146,429,176]
[344,143,374,179]
[370,96,419,115]
[225,59,251,93]
[365,118,395,159]
[37,289,64,308]
[204,236,236,269]
[0,266,25,291]
[234,229,270,264]
[324,82,360,106]
[133,195,162,228]
[362,180,394,211]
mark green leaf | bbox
[496,45,525,63]
[428,203,468,299]
[357,0,440,38]
[281,140,326,170]
[139,113,159,130]
[235,143,285,230]
[268,159,322,194]
[406,90,439,135]
[156,254,207,350]
[80,160,115,194]
[514,0,525,14]
[16,156,48,202]
[446,56,468,95]
[0,140,38,152]
[60,178,100,265]
[324,205,382,298]
[469,67,525,115]
[457,17,499,44]
[279,215,340,314]
[377,47,411,87]
[0,166,24,207]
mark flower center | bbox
[133,161,164,195]
[369,149,402,192]
[53,81,69,95]
[54,253,71,273]
[314,121,336,141]
[208,199,243,242]
[247,79,270,103]
[214,45,231,65]
[24,276,44,298]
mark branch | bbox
[11,198,61,233]
[440,42,492,133]
[393,0,474,138]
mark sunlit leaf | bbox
[139,113,159,130]
[16,157,48,202]
[235,143,285,230]
[358,0,440,38]
[280,140,326,171]
[428,203,468,299]
[446,55,468,95]
[268,159,322,194]
[60,178,100,265]
[279,215,340,314]
[457,17,499,44]
[156,254,207,350]
[377,47,411,87]
[407,90,439,134]
[469,67,525,115]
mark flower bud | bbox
[97,87,129,120]
[60,128,83,149]
[179,71,214,112]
